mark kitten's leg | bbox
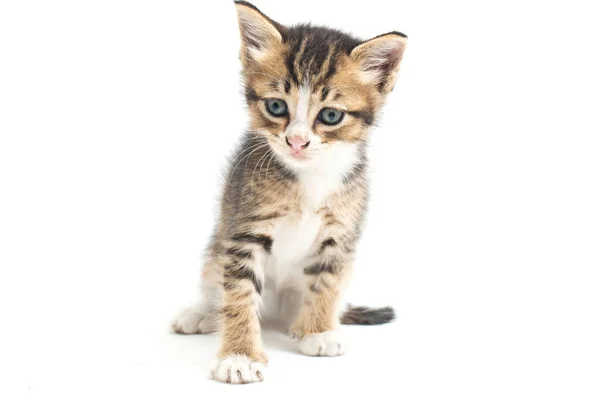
[211,233,270,384]
[171,267,221,334]
[291,241,354,357]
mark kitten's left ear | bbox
[234,1,283,66]
[351,32,408,93]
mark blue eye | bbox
[319,108,344,125]
[265,99,288,117]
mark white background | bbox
[1,0,599,398]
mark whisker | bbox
[226,143,269,198]
[227,140,268,167]
[251,148,272,189]
[259,148,275,183]
[265,151,276,182]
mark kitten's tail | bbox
[340,305,395,325]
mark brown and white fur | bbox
[172,1,407,384]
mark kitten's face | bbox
[235,1,407,170]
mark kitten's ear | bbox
[351,32,407,93]
[234,1,283,65]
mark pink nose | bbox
[286,136,310,151]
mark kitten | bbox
[172,0,407,384]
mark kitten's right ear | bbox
[234,1,283,65]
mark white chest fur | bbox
[260,142,360,319]
[270,211,322,275]
[266,142,360,285]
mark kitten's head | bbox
[234,1,407,170]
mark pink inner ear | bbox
[387,43,404,69]
[364,42,404,73]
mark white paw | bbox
[211,355,266,384]
[297,330,347,356]
[171,305,217,334]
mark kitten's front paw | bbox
[297,330,347,356]
[211,355,267,384]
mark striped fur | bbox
[172,1,407,384]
